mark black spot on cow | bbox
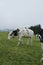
[11,28,20,36]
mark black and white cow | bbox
[8,27,34,45]
[36,29,43,61]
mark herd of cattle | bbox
[8,25,43,62]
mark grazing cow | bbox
[8,27,34,45]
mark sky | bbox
[0,0,43,29]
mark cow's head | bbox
[8,31,14,39]
[8,28,20,40]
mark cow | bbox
[8,27,34,45]
[36,29,43,62]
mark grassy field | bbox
[0,32,43,65]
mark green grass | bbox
[0,32,43,65]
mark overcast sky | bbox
[0,0,43,29]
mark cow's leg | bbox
[27,37,32,45]
[30,38,32,45]
[27,37,31,45]
[17,35,23,46]
[18,39,21,46]
[27,37,29,45]
[40,43,43,62]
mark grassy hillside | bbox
[0,32,43,65]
